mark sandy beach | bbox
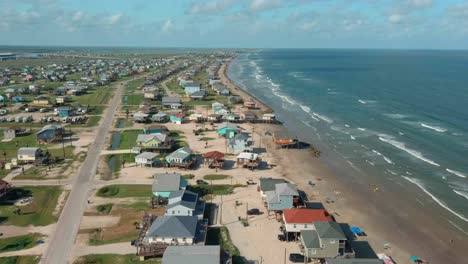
[217,58,468,264]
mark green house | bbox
[301,221,351,259]
[216,122,239,139]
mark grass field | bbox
[115,118,133,128]
[206,226,243,264]
[116,130,141,149]
[96,185,152,198]
[71,87,113,105]
[166,79,185,96]
[0,132,39,159]
[126,79,145,92]
[0,255,41,264]
[0,233,44,253]
[121,94,144,106]
[96,203,113,215]
[203,174,231,181]
[74,254,161,264]
[188,184,246,197]
[0,186,62,226]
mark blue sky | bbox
[1,0,467,49]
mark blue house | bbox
[184,82,201,95]
[57,107,73,117]
[12,97,24,103]
[170,113,184,125]
[216,122,239,139]
[165,147,194,168]
[228,133,249,154]
[265,183,299,211]
[36,125,64,143]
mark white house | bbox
[135,152,159,167]
[282,208,333,236]
[17,147,41,162]
[145,215,199,245]
[166,190,205,219]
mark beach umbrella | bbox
[410,256,419,262]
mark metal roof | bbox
[152,173,184,192]
[162,245,220,264]
[147,215,198,238]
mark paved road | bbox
[41,81,126,264]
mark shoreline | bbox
[220,56,468,264]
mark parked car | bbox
[196,179,208,185]
[289,253,305,263]
[246,179,256,185]
[277,234,286,241]
[247,208,261,215]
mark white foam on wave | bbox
[403,176,468,222]
[454,190,468,200]
[312,112,333,123]
[350,135,355,140]
[371,150,394,164]
[345,124,350,128]
[384,113,409,120]
[446,169,467,178]
[366,160,375,166]
[301,120,312,127]
[358,127,366,131]
[358,99,377,105]
[378,135,440,167]
[421,123,447,133]
[358,100,366,104]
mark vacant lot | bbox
[96,185,152,198]
[0,186,62,226]
[0,255,41,264]
[116,130,141,150]
[0,233,44,253]
[74,254,161,264]
[71,87,113,106]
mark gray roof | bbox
[37,124,63,135]
[276,183,299,196]
[136,152,158,160]
[190,90,207,97]
[259,178,287,192]
[325,260,384,264]
[147,216,198,238]
[265,190,279,204]
[314,221,346,240]
[18,147,40,156]
[152,173,184,192]
[136,133,167,143]
[301,230,321,249]
[163,96,181,104]
[185,82,201,87]
[168,190,198,211]
[162,245,220,264]
[167,147,192,160]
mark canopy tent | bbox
[350,226,364,235]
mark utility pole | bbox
[69,126,72,147]
[61,133,65,158]
[220,194,223,225]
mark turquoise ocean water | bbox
[228,49,468,228]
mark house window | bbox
[304,224,308,228]
[330,240,336,244]
[187,210,190,215]
[172,210,175,214]
[293,224,296,228]
[311,249,316,254]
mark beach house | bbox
[165,147,195,169]
[273,131,298,147]
[282,208,333,241]
[144,215,202,245]
[170,113,184,125]
[166,190,205,219]
[184,82,201,95]
[162,96,182,109]
[236,152,260,170]
[228,133,249,154]
[259,178,288,197]
[17,147,48,164]
[32,95,50,106]
[135,152,159,167]
[244,98,257,109]
[162,246,221,264]
[152,173,188,198]
[216,122,239,139]
[300,221,354,260]
[265,183,299,212]
[136,133,172,152]
[211,102,224,112]
[36,125,64,143]
[202,151,225,169]
[152,112,169,123]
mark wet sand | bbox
[220,59,468,264]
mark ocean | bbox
[228,49,468,228]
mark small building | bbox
[166,190,205,219]
[241,111,257,122]
[212,102,224,112]
[136,133,172,151]
[56,96,69,104]
[3,127,29,140]
[12,97,24,103]
[165,147,194,169]
[259,178,288,197]
[189,113,204,122]
[144,215,201,245]
[162,96,182,109]
[170,113,184,125]
[282,208,333,241]
[244,98,257,109]
[227,133,249,154]
[203,151,225,169]
[262,113,276,122]
[135,152,159,167]
[152,173,188,198]
[265,183,299,212]
[216,122,239,139]
[32,96,50,106]
[207,114,221,123]
[162,245,221,264]
[189,90,207,100]
[152,112,169,123]
[223,113,240,122]
[236,152,260,169]
[0,180,12,199]
[133,111,150,123]
[144,91,160,100]
[57,107,73,117]
[36,125,64,143]
[300,221,353,260]
[184,82,201,95]
[17,147,42,162]
[273,131,298,147]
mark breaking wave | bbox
[371,150,394,164]
[454,190,468,200]
[421,123,447,133]
[402,176,468,222]
[379,135,440,167]
[446,169,467,178]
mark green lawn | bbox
[96,203,113,215]
[106,153,135,175]
[203,174,231,181]
[116,130,141,149]
[0,255,41,264]
[121,94,144,106]
[126,79,145,92]
[206,226,243,264]
[166,79,185,96]
[115,118,133,128]
[0,186,62,226]
[188,184,246,197]
[74,254,161,264]
[0,233,44,253]
[71,87,112,105]
[96,185,152,198]
[0,132,39,159]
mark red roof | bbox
[283,209,332,224]
[172,113,184,118]
[203,151,225,160]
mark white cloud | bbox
[249,0,282,12]
[389,14,403,24]
[161,19,174,33]
[107,14,123,25]
[410,0,432,9]
[187,0,236,15]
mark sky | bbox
[0,0,467,49]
